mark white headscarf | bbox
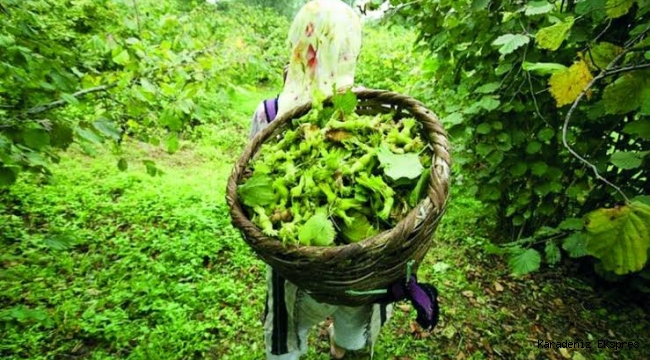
[276,0,363,118]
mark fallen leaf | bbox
[481,338,493,354]
[442,325,456,339]
[494,282,504,292]
[608,330,615,337]
[559,348,571,359]
[456,351,466,360]
[462,290,474,298]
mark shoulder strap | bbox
[263,97,279,122]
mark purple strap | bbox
[383,275,439,331]
[263,98,279,123]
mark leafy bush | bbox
[390,0,650,279]
[356,23,424,93]
[0,0,288,186]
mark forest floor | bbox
[1,87,649,360]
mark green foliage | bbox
[0,0,289,187]
[390,0,650,278]
[356,24,423,92]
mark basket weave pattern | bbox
[226,89,451,306]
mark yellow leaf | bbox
[548,60,594,107]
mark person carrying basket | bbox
[246,1,443,359]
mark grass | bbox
[1,87,649,360]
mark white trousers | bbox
[263,265,393,360]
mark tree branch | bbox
[604,62,650,77]
[561,51,631,204]
[26,83,117,115]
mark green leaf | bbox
[495,63,513,75]
[160,109,182,131]
[610,151,648,170]
[442,112,464,126]
[559,217,584,230]
[531,162,548,176]
[563,232,588,258]
[471,0,490,11]
[476,143,494,157]
[476,123,492,135]
[487,150,503,165]
[0,166,16,187]
[118,158,128,171]
[93,119,121,141]
[76,127,103,144]
[512,162,527,176]
[525,1,555,15]
[633,195,650,205]
[377,146,424,181]
[576,0,607,21]
[492,34,530,55]
[332,89,358,115]
[408,168,430,207]
[641,87,650,115]
[584,201,650,274]
[526,141,542,154]
[476,82,501,94]
[476,96,501,111]
[43,234,75,251]
[299,209,335,246]
[142,160,158,177]
[508,248,541,276]
[606,0,635,18]
[112,49,130,65]
[166,133,180,154]
[22,129,50,150]
[140,78,157,94]
[60,93,80,106]
[537,128,555,141]
[25,151,48,169]
[522,62,567,75]
[50,123,74,150]
[588,42,623,69]
[237,174,276,207]
[603,74,647,115]
[545,241,561,265]
[535,16,575,51]
[340,212,379,243]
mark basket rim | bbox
[225,88,451,258]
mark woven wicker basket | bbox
[226,89,451,306]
